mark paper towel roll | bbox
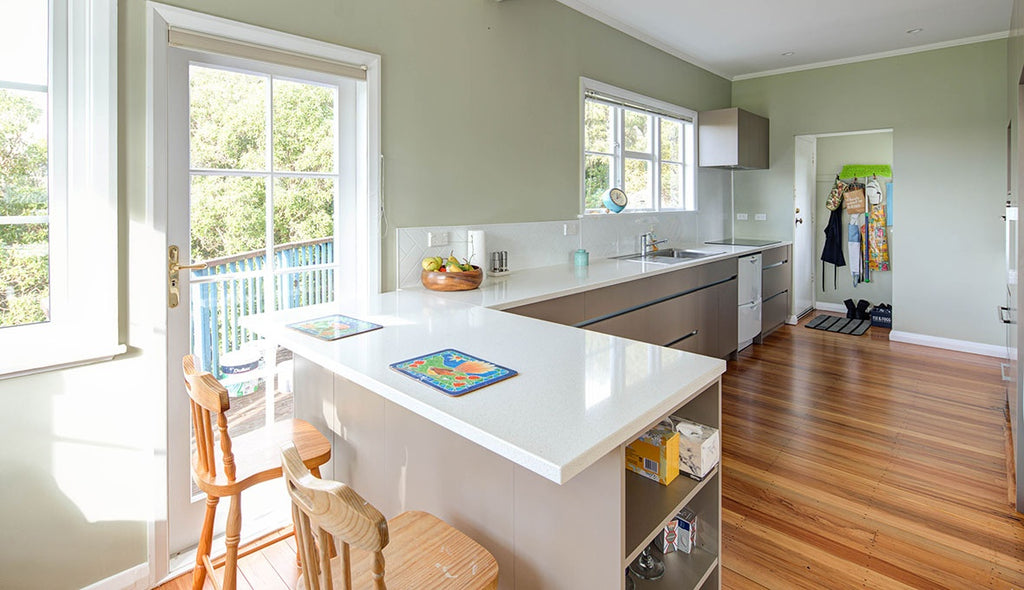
[467,230,486,276]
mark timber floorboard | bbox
[721,315,1024,589]
[155,315,1024,589]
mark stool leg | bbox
[192,495,219,590]
[309,466,337,559]
[222,494,242,590]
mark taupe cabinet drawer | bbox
[505,293,585,325]
[762,263,789,299]
[761,244,789,267]
[505,259,740,358]
[584,268,698,321]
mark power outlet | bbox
[736,213,748,221]
[427,231,449,247]
[755,213,767,221]
[563,222,579,236]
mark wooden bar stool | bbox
[280,441,499,590]
[183,354,331,590]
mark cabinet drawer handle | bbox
[666,330,699,347]
[763,260,787,270]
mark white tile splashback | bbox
[397,211,722,289]
[396,167,734,289]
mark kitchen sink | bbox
[615,248,724,264]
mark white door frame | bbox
[144,2,381,583]
[792,135,816,323]
[791,128,894,321]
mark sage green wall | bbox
[0,1,731,588]
[125,0,731,290]
[814,132,894,307]
[733,40,1007,346]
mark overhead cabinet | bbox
[698,107,769,170]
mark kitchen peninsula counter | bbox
[243,247,768,589]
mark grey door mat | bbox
[805,314,871,336]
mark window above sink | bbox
[581,78,698,216]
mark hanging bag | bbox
[826,176,846,211]
[844,181,866,214]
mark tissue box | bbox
[671,418,720,478]
[626,427,679,486]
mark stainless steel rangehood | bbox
[698,107,769,170]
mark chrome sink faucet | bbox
[640,231,668,255]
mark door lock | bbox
[168,245,207,309]
[795,218,804,225]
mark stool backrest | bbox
[183,354,235,482]
[281,442,390,590]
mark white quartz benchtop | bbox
[245,290,726,485]
[416,242,790,311]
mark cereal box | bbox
[626,427,679,485]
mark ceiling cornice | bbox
[556,0,1009,83]
[733,31,1010,81]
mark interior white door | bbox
[793,136,816,320]
[164,45,352,556]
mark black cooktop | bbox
[705,238,781,247]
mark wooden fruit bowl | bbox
[421,266,483,291]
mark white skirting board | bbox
[814,303,1008,359]
[888,331,1008,359]
[814,302,847,314]
[80,564,149,590]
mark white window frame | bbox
[580,77,698,215]
[0,0,122,379]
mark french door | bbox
[164,45,357,556]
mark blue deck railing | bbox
[190,237,335,377]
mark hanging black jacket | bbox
[821,207,845,290]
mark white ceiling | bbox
[556,0,1013,80]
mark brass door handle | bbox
[168,245,207,308]
[170,261,207,272]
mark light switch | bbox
[736,213,748,221]
[563,222,579,236]
[755,213,767,221]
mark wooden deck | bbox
[158,316,1024,589]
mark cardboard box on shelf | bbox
[654,507,698,554]
[675,507,697,554]
[626,427,679,486]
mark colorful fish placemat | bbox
[389,349,517,396]
[287,314,382,341]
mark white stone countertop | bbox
[416,241,791,311]
[245,289,726,485]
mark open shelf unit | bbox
[622,380,721,590]
[631,548,718,589]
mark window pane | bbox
[661,163,683,209]
[625,158,652,210]
[624,110,652,154]
[273,79,336,173]
[273,177,335,266]
[275,269,335,311]
[584,154,611,210]
[190,175,267,263]
[660,118,682,161]
[585,100,613,153]
[0,88,49,328]
[0,0,48,87]
[190,66,268,170]
[0,222,49,327]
